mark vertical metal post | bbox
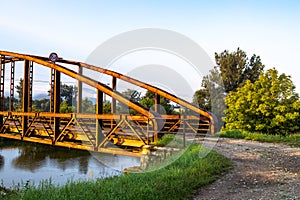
[183,114,186,148]
[9,61,15,111]
[111,77,117,114]
[22,60,30,138]
[0,56,4,127]
[111,77,117,129]
[0,56,5,112]
[96,89,103,149]
[50,68,55,112]
[53,70,61,143]
[28,61,33,111]
[77,66,82,113]
[154,93,160,113]
[147,118,150,144]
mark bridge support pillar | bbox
[111,77,116,114]
[154,93,160,113]
[0,56,5,127]
[96,90,104,149]
[53,70,61,143]
[111,77,117,129]
[9,61,15,111]
[77,66,82,113]
[22,60,30,138]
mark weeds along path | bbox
[193,138,300,200]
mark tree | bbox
[60,84,77,106]
[103,101,111,114]
[140,91,174,114]
[60,100,75,113]
[193,67,225,110]
[15,78,23,109]
[32,98,50,112]
[81,97,95,113]
[193,48,264,126]
[216,47,264,93]
[117,89,142,114]
[224,68,300,135]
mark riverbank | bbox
[2,143,232,200]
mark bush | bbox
[224,69,300,135]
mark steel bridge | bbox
[0,50,216,157]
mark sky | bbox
[0,0,299,99]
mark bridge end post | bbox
[53,70,61,144]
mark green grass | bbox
[152,134,185,148]
[2,144,232,200]
[219,129,300,147]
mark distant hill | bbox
[33,93,49,100]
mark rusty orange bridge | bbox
[0,51,216,157]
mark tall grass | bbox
[3,144,232,200]
[219,129,300,147]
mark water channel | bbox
[0,139,140,188]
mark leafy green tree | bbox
[224,68,300,135]
[216,47,264,93]
[193,48,264,127]
[60,100,75,113]
[140,91,174,114]
[103,101,111,114]
[47,84,77,106]
[81,97,95,113]
[15,78,23,109]
[32,98,50,112]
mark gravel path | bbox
[192,138,300,200]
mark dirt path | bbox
[192,138,300,200]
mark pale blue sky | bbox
[1,0,299,95]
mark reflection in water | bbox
[0,154,4,170]
[12,146,47,172]
[12,145,91,173]
[0,142,140,188]
[11,144,93,173]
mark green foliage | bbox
[32,98,50,112]
[117,89,141,114]
[103,101,111,114]
[216,47,264,93]
[60,85,77,106]
[193,48,264,127]
[81,98,95,113]
[153,134,185,148]
[219,129,300,147]
[59,101,75,113]
[15,78,23,109]
[140,91,174,114]
[4,144,232,200]
[225,68,300,135]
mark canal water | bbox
[0,140,140,188]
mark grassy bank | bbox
[2,144,232,200]
[219,129,300,147]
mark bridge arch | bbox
[0,50,216,156]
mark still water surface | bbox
[0,142,140,188]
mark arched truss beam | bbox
[0,51,216,133]
[57,60,215,133]
[0,51,155,119]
